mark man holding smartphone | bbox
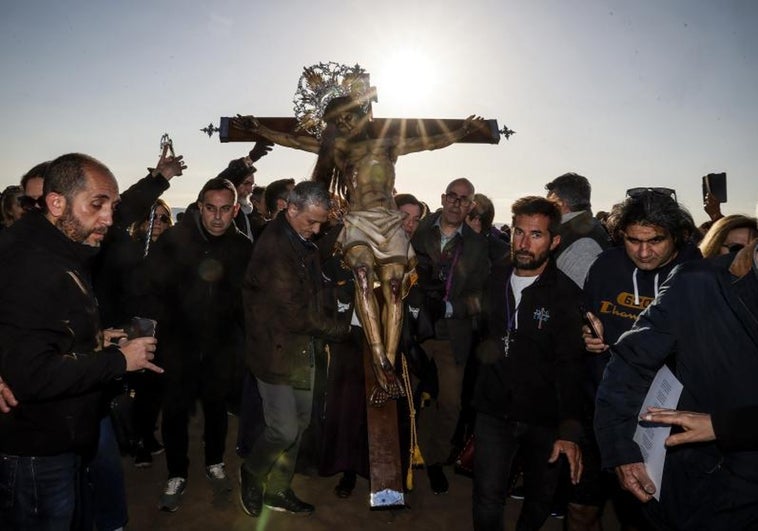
[574,189,701,529]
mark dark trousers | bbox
[244,375,314,493]
[162,354,231,479]
[131,369,164,446]
[472,414,561,531]
[0,453,80,531]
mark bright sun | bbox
[376,48,440,114]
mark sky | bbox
[2,0,757,224]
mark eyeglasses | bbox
[153,214,171,224]
[625,187,677,202]
[444,192,472,207]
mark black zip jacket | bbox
[0,212,126,456]
[472,259,585,441]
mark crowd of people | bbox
[1,132,757,531]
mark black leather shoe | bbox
[264,489,315,514]
[239,465,263,517]
[427,464,449,495]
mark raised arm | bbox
[234,115,321,153]
[395,115,485,156]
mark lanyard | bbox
[443,242,462,302]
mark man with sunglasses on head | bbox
[411,177,489,494]
[594,205,758,529]
[571,188,701,529]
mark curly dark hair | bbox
[607,190,697,248]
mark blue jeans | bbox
[0,452,80,531]
[72,417,128,531]
[244,375,314,493]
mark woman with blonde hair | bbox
[698,214,757,258]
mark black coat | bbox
[473,259,585,441]
[0,212,126,456]
[142,210,252,358]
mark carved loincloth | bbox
[339,207,414,265]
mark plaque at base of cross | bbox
[363,339,405,509]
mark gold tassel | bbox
[401,355,423,491]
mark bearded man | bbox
[0,153,162,529]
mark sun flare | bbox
[376,48,440,114]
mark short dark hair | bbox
[20,161,51,190]
[196,178,238,204]
[545,172,591,212]
[288,181,331,211]
[251,186,265,199]
[394,193,422,210]
[511,196,562,236]
[43,153,113,213]
[607,190,697,249]
[264,178,296,215]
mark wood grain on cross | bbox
[217,116,503,144]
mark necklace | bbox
[503,274,518,358]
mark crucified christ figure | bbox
[236,97,482,404]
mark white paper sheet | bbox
[632,365,683,500]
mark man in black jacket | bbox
[472,196,584,531]
[595,235,758,530]
[411,177,490,494]
[144,178,253,512]
[0,153,161,530]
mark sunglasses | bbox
[153,214,171,224]
[625,187,677,202]
[722,243,745,254]
[18,195,39,211]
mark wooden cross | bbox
[203,106,512,510]
[208,115,512,144]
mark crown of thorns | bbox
[293,62,376,138]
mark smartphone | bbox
[580,306,602,339]
[702,172,727,203]
[127,317,157,339]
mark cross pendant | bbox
[502,332,511,358]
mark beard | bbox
[238,195,253,214]
[512,249,550,271]
[56,206,106,247]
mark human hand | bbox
[615,462,655,502]
[549,439,583,484]
[152,141,187,181]
[642,407,715,446]
[249,140,273,162]
[0,376,19,413]
[582,311,608,354]
[703,192,722,221]
[462,115,484,134]
[102,327,126,345]
[235,114,261,131]
[118,337,163,374]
